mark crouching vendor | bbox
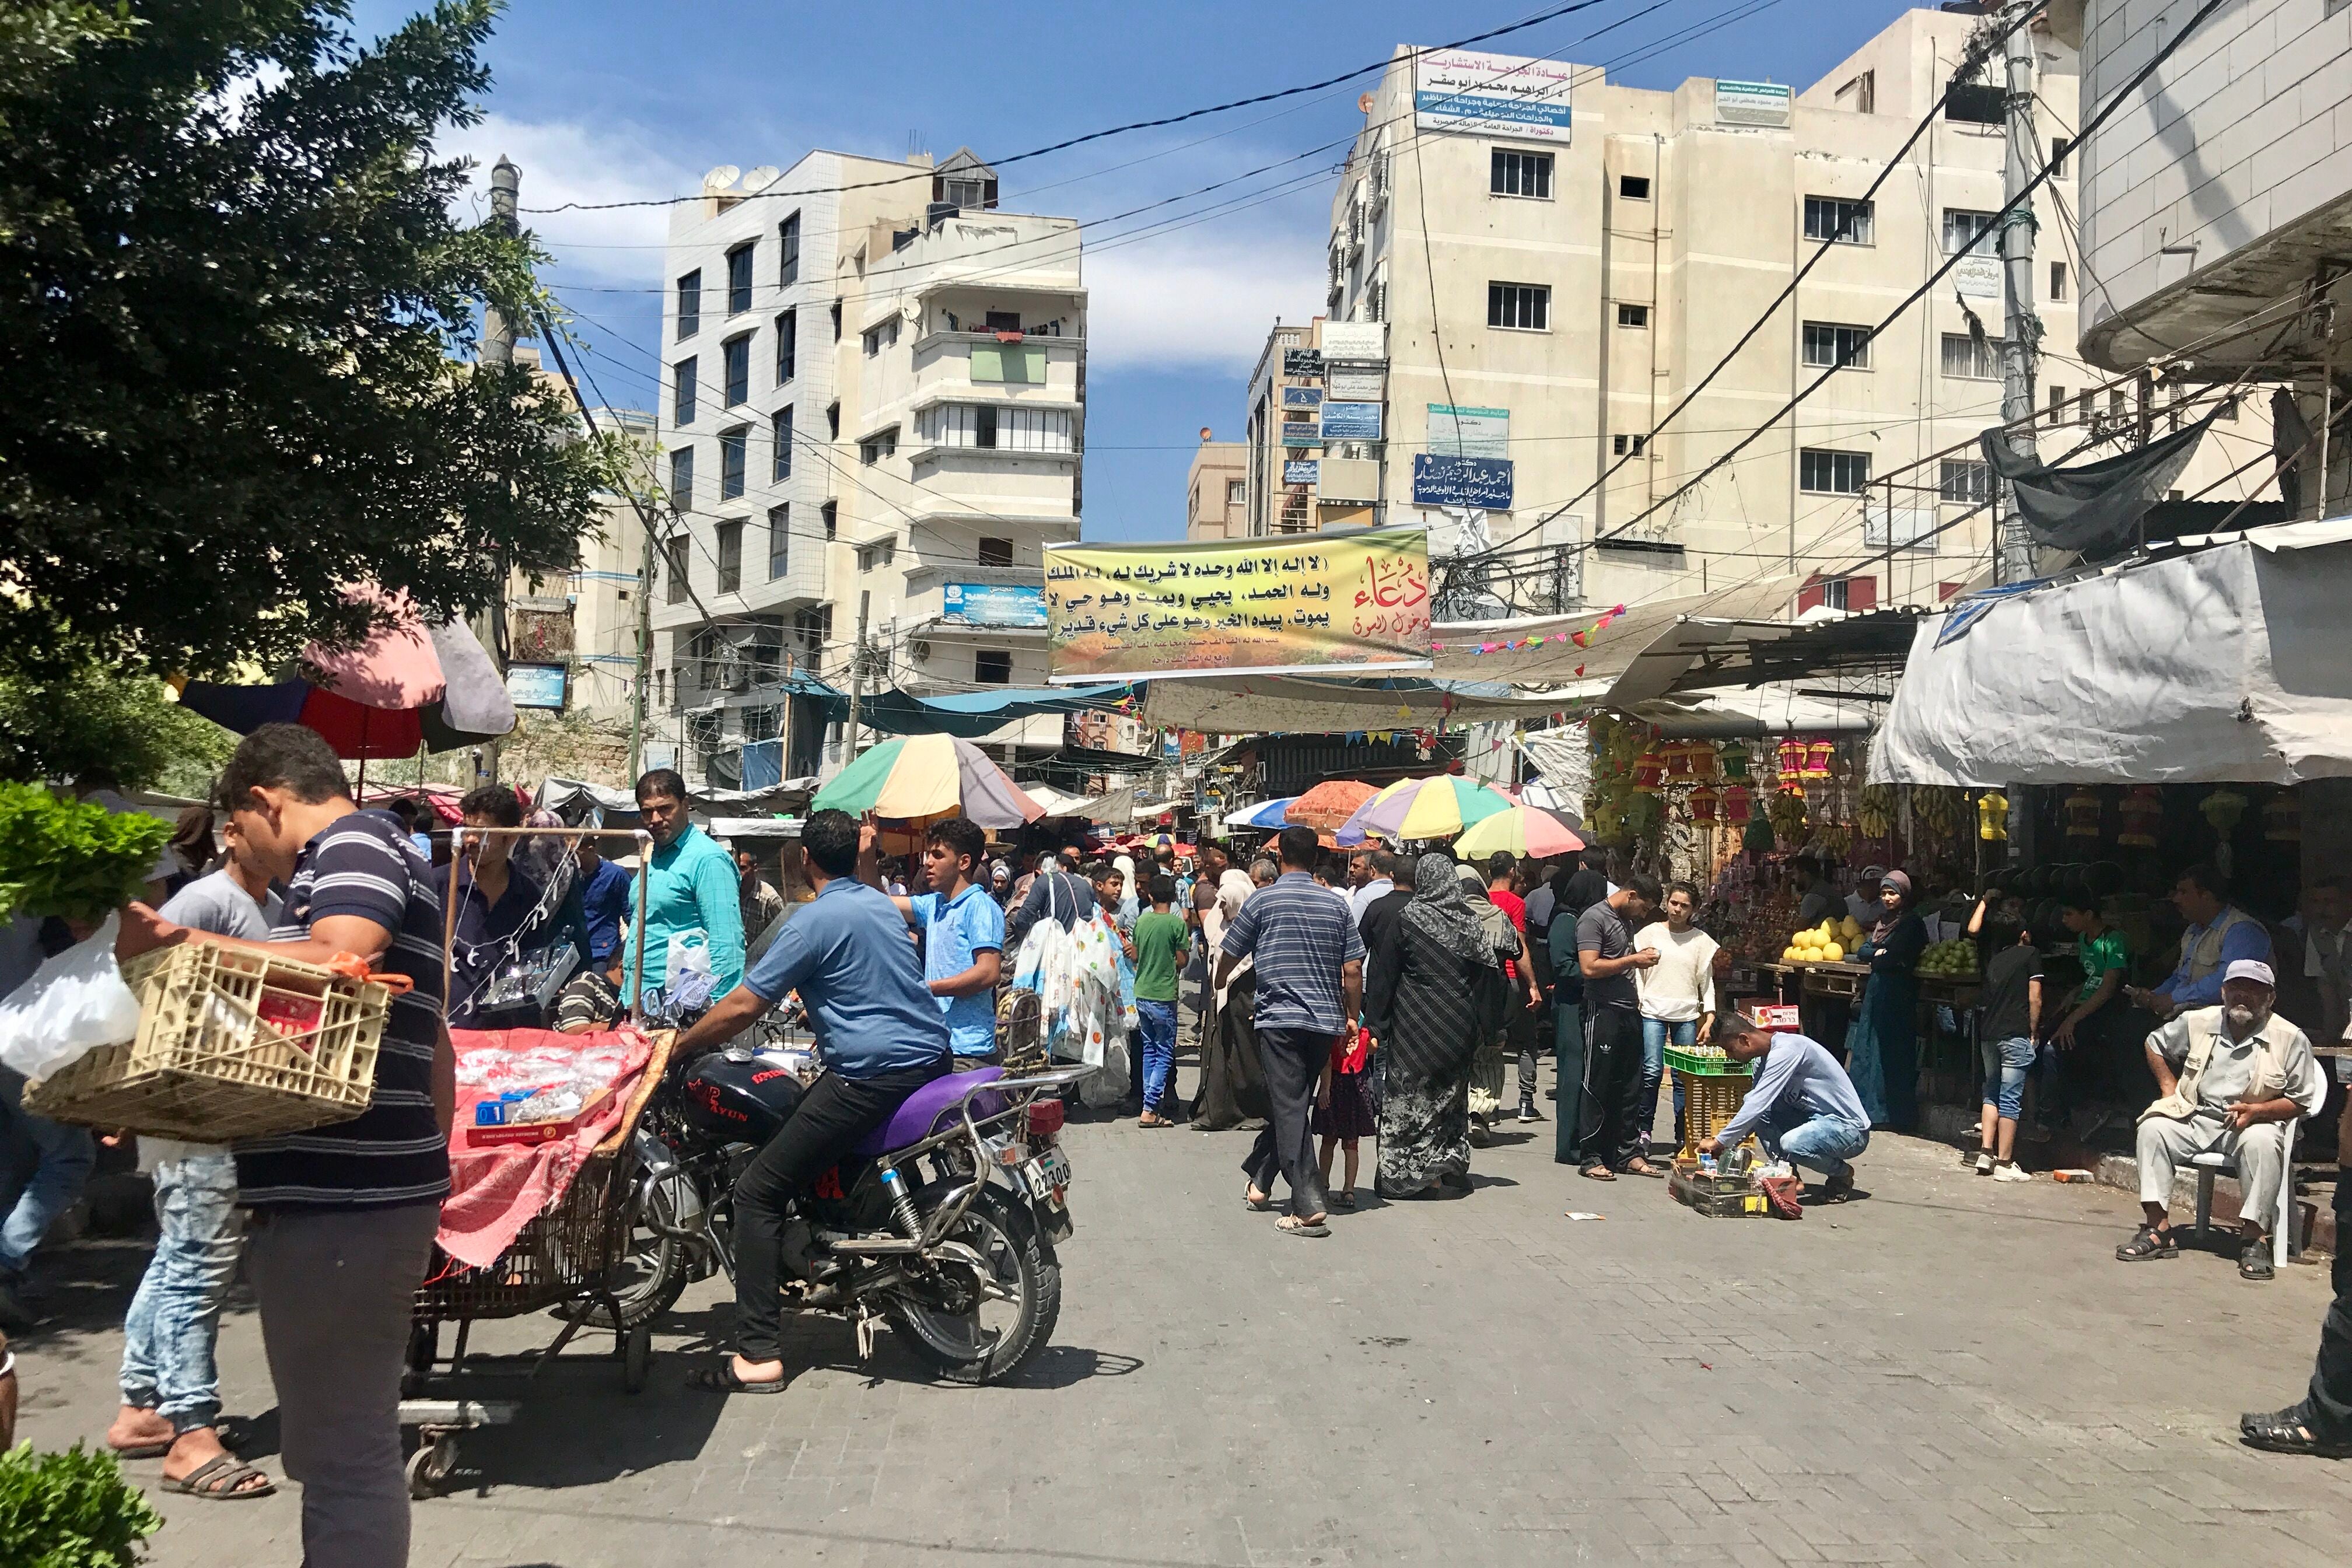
[1694,1016,1871,1203]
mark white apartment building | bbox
[506,404,654,724]
[650,149,1085,784]
[1303,6,2269,614]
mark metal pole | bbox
[628,519,657,779]
[845,589,870,762]
[1995,4,2039,583]
[476,155,520,779]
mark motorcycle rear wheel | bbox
[886,1186,1060,1385]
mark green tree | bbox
[0,0,619,680]
[0,651,233,794]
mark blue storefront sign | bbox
[1320,401,1383,440]
[943,582,1048,628]
[1282,459,1320,486]
[1281,386,1324,408]
[1410,454,1515,510]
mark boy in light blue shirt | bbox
[887,818,1006,1065]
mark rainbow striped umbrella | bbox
[1338,774,1514,843]
[1455,804,1587,860]
[811,733,1044,828]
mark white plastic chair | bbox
[2189,1117,2297,1266]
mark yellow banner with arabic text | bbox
[1046,527,1432,682]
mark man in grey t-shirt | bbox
[1575,876,1660,1178]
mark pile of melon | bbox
[1783,916,1864,965]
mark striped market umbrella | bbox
[1221,796,1296,830]
[1338,774,1514,844]
[1284,779,1378,832]
[811,733,1045,829]
[1455,803,1587,860]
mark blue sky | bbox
[375,0,1930,540]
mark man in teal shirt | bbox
[620,769,744,1008]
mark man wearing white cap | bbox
[2116,960,2327,1281]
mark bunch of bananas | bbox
[1909,785,1965,838]
[1766,788,1808,839]
[1818,822,1853,856]
[1857,783,1896,838]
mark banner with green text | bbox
[1046,527,1432,682]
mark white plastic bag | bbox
[663,929,712,989]
[0,915,142,1079]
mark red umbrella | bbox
[1286,779,1380,832]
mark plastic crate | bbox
[1662,1045,1752,1077]
[1668,1163,1768,1217]
[1670,1068,1755,1159]
[27,943,388,1141]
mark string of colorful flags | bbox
[1426,603,1626,657]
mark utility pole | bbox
[627,519,657,781]
[845,589,870,762]
[1994,5,2040,583]
[475,154,521,782]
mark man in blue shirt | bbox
[673,808,950,1396]
[2132,863,2273,1020]
[877,818,1006,1067]
[620,769,744,1011]
[1697,1016,1871,1203]
[565,838,634,977]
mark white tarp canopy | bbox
[1870,523,2352,786]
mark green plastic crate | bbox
[1663,1045,1752,1077]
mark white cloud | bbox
[442,112,692,284]
[1082,226,1325,370]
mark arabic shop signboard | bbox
[1427,403,1510,460]
[1416,49,1574,142]
[1281,416,1322,447]
[1320,321,1388,361]
[1282,459,1320,486]
[1714,79,1793,128]
[1282,347,1324,377]
[505,662,568,711]
[1327,365,1384,401]
[942,582,1048,628]
[1411,454,1515,510]
[1045,527,1433,681]
[1320,401,1384,441]
[1281,386,1324,408]
[1952,251,2001,299]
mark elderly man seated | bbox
[2116,960,2326,1282]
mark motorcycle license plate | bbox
[1024,1147,1071,1199]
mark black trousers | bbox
[1578,1007,1646,1171]
[1242,1027,1331,1220]
[730,1054,949,1363]
[2306,1177,2352,1436]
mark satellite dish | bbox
[742,165,782,193]
[1358,92,1376,114]
[702,164,741,194]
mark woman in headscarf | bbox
[1111,853,1142,935]
[1364,853,1520,1198]
[1843,867,1929,1130]
[1189,860,1271,1131]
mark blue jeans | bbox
[0,1065,96,1279]
[1639,1016,1695,1145]
[1760,1110,1870,1180]
[1980,1035,2035,1121]
[1135,999,1178,1112]
[119,1152,243,1432]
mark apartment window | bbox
[1940,332,1999,380]
[1490,149,1553,200]
[2047,384,2068,427]
[2049,136,2069,178]
[2109,388,2127,424]
[1943,208,1997,256]
[726,243,755,314]
[825,400,841,440]
[1799,575,1878,614]
[819,501,838,540]
[917,404,1073,453]
[1618,174,1650,201]
[664,534,690,604]
[1835,71,1875,114]
[1488,282,1550,331]
[862,316,900,358]
[977,536,1014,568]
[722,334,751,405]
[771,405,793,481]
[667,444,694,510]
[2049,261,2068,303]
[1803,196,1874,245]
[1803,321,1873,370]
[1612,434,1647,457]
[1799,448,1870,494]
[2076,389,2093,426]
[830,299,842,341]
[1939,457,1993,504]
[671,356,696,426]
[775,309,797,384]
[778,212,800,286]
[767,504,790,579]
[1226,480,1247,506]
[715,519,743,593]
[718,426,747,501]
[1617,303,1650,328]
[859,426,898,465]
[793,604,832,654]
[973,649,1013,685]
[675,270,701,338]
[856,537,895,571]
[741,704,782,743]
[654,668,667,708]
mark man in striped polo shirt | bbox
[121,723,448,1568]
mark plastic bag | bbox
[663,929,712,990]
[0,915,141,1079]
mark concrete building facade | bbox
[1185,433,1250,540]
[1306,7,2270,613]
[649,149,1084,783]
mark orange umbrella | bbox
[1284,779,1380,832]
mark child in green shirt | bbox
[1132,877,1190,1126]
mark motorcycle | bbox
[596,1044,1086,1384]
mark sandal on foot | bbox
[1331,1191,1356,1210]
[107,1440,172,1460]
[1622,1159,1667,1179]
[2239,1240,2276,1281]
[687,1360,788,1395]
[2115,1224,2178,1262]
[1275,1216,1330,1237]
[2241,1405,2352,1457]
[1242,1192,1272,1212]
[160,1455,275,1500]
[1580,1163,1616,1182]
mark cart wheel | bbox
[622,1325,653,1393]
[407,1434,456,1500]
[401,1323,436,1398]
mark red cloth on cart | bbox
[437,1026,654,1269]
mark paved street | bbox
[15,1065,2352,1567]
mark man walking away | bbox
[1548,849,1613,1167]
[1576,874,1661,1180]
[1132,876,1190,1125]
[1635,881,1718,1157]
[118,724,451,1568]
[1007,849,1097,949]
[1697,1016,1871,1206]
[881,818,1006,1070]
[1217,825,1364,1237]
[1971,914,2042,1180]
[2241,1014,2352,1455]
[1484,855,1546,1125]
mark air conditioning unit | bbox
[909,638,933,663]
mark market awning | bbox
[1140,675,1574,736]
[1605,610,1929,706]
[858,682,1135,738]
[1427,572,1807,685]
[1870,520,2352,786]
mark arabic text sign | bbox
[1282,459,1320,486]
[1046,527,1433,682]
[1328,365,1384,401]
[1416,49,1574,141]
[942,582,1048,628]
[1281,386,1324,408]
[1282,347,1324,378]
[505,662,567,711]
[1320,401,1384,440]
[1412,454,1515,510]
[1427,403,1510,460]
[1320,321,1388,360]
[1715,79,1792,128]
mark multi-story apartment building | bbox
[650,148,1084,784]
[1185,433,1250,540]
[1306,7,2269,614]
[508,403,654,724]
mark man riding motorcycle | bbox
[674,807,951,1395]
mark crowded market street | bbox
[15,1066,2350,1568]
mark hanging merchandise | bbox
[2063,788,2102,839]
[1688,786,1720,825]
[1857,783,1896,839]
[1766,786,1808,843]
[1633,751,1666,794]
[2200,787,2248,877]
[1722,785,1752,825]
[2263,791,2301,843]
[1742,813,1776,853]
[1687,744,1719,782]
[1909,785,1965,841]
[1977,790,2010,841]
[1774,737,1807,780]
[1719,743,1751,783]
[2117,785,2162,848]
[1804,739,1834,779]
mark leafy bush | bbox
[0,786,174,924]
[0,1443,164,1567]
